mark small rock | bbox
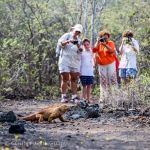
[66,135,72,138]
[15,120,26,124]
[140,108,150,117]
[85,104,100,118]
[114,111,126,118]
[71,114,81,119]
[60,123,64,126]
[0,111,16,122]
[128,109,140,116]
[77,100,88,109]
[9,124,26,134]
[64,103,100,120]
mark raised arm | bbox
[101,41,115,53]
[132,39,140,54]
[92,38,99,53]
[119,38,125,55]
[58,33,71,47]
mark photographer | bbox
[57,24,83,103]
[93,30,117,103]
[119,31,139,84]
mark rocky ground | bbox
[0,99,150,150]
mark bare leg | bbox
[60,73,69,94]
[87,85,92,103]
[70,72,79,95]
[81,85,87,100]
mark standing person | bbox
[80,39,95,103]
[114,50,121,86]
[92,30,118,103]
[57,24,83,103]
[119,31,139,84]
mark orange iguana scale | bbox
[22,104,69,123]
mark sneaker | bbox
[71,96,80,104]
[61,96,68,103]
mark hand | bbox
[66,40,71,44]
[122,38,126,44]
[94,38,100,47]
[78,47,83,52]
[69,39,74,43]
[101,42,106,46]
[61,40,70,46]
[76,42,82,49]
[96,37,99,42]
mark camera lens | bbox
[99,38,105,42]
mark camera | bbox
[71,40,78,45]
[124,36,132,44]
[127,36,132,42]
[99,37,106,43]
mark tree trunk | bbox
[91,0,96,47]
[83,0,88,37]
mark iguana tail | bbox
[22,113,37,121]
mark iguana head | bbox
[59,105,69,114]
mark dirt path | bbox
[0,99,150,150]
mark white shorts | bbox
[59,65,80,73]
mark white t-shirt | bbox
[119,38,139,70]
[80,50,94,76]
[58,32,82,69]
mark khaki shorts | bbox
[59,65,80,73]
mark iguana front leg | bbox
[48,116,54,123]
[59,115,68,122]
[35,114,44,123]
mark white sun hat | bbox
[73,24,83,33]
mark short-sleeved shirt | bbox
[58,32,82,69]
[80,50,94,76]
[92,40,115,65]
[119,38,139,70]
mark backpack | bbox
[56,33,71,57]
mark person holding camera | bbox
[57,24,83,103]
[93,30,117,103]
[119,31,139,84]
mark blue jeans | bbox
[119,68,137,78]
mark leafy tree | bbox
[0,0,149,99]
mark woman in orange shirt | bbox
[93,30,118,104]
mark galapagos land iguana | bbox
[21,104,69,123]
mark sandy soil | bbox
[0,99,150,150]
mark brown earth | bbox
[0,99,150,150]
